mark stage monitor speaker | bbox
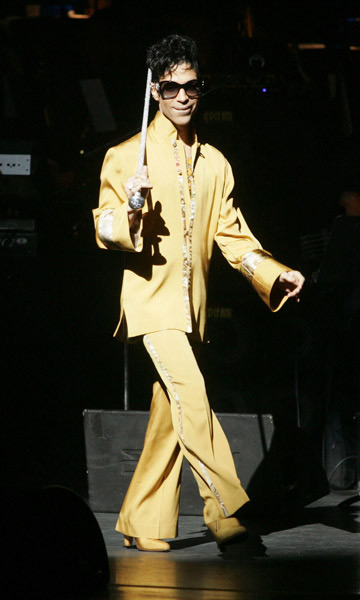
[83,410,329,516]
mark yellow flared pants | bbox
[116,330,249,539]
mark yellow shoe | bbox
[123,535,170,552]
[123,535,133,548]
[207,517,247,551]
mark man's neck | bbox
[176,125,195,153]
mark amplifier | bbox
[83,410,277,514]
[83,409,329,516]
[0,153,31,175]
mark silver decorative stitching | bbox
[98,209,117,248]
[144,333,229,517]
[172,140,196,333]
[197,459,229,517]
[144,334,185,443]
[240,249,271,282]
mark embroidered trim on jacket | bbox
[98,209,119,249]
[172,141,196,333]
[241,249,271,282]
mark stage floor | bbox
[89,490,360,600]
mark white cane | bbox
[124,68,152,411]
[128,68,153,210]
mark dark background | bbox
[1,0,359,497]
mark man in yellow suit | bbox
[93,34,305,552]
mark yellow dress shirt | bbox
[93,111,290,341]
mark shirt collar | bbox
[150,111,199,152]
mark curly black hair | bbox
[146,34,199,83]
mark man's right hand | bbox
[125,165,152,203]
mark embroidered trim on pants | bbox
[144,333,229,517]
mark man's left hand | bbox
[277,271,305,302]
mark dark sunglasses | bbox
[155,79,204,99]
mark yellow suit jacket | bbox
[93,111,289,341]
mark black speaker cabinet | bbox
[83,410,329,516]
[84,410,275,514]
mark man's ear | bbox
[151,83,160,102]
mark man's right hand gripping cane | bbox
[125,165,152,225]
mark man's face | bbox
[151,63,199,132]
